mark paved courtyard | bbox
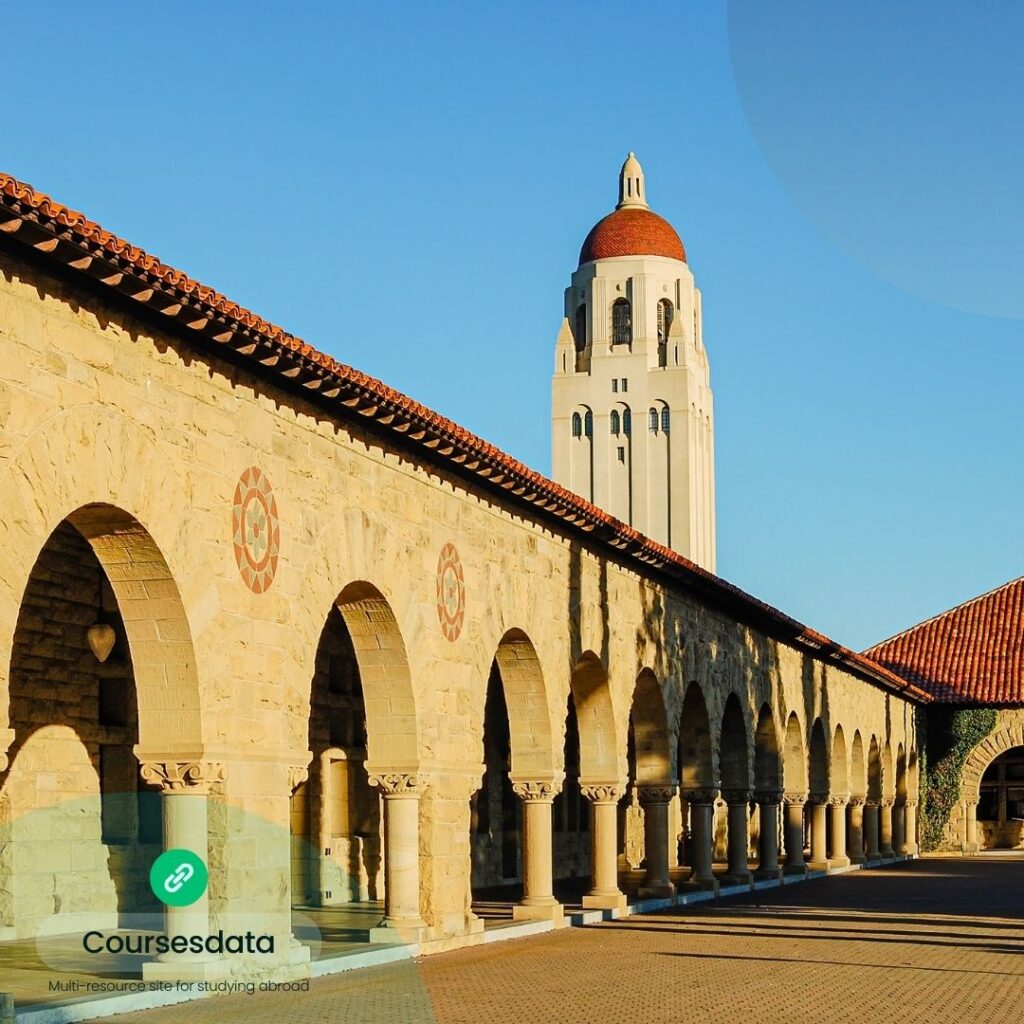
[107,857,1024,1024]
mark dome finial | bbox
[617,151,648,210]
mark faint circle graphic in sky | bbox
[727,2,1024,319]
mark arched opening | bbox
[718,695,751,877]
[293,582,419,935]
[850,732,867,801]
[977,747,1024,847]
[867,736,883,803]
[677,683,714,871]
[656,299,673,367]
[783,713,807,794]
[470,629,556,917]
[1,505,200,939]
[809,719,829,798]
[754,706,782,794]
[831,726,848,796]
[611,298,632,345]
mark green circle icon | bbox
[150,849,208,907]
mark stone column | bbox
[581,783,628,911]
[637,785,676,899]
[511,779,564,924]
[684,788,719,891]
[964,799,979,853]
[847,797,866,864]
[808,796,828,869]
[721,789,752,886]
[827,795,850,869]
[864,801,881,861]
[879,799,895,858]
[139,760,227,981]
[892,799,907,857]
[901,800,918,856]
[782,792,807,874]
[754,791,783,880]
[367,771,427,939]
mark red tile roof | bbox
[579,207,686,265]
[0,170,928,704]
[864,578,1024,704]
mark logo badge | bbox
[150,849,208,907]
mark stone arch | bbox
[335,581,420,772]
[753,704,781,794]
[882,741,895,801]
[831,725,849,796]
[850,731,867,800]
[960,723,1024,800]
[493,629,557,778]
[907,748,920,803]
[630,669,671,785]
[782,712,807,793]
[719,694,751,790]
[867,736,883,803]
[809,719,829,798]
[569,651,620,783]
[895,744,908,802]
[678,682,714,789]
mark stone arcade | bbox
[0,166,923,984]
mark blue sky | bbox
[3,2,1021,650]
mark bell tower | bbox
[551,153,716,571]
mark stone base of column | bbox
[849,852,866,865]
[513,899,565,926]
[681,876,720,894]
[901,844,919,857]
[143,957,231,983]
[807,859,829,872]
[369,918,429,945]
[582,891,628,912]
[879,848,896,861]
[638,882,677,900]
[720,870,752,888]
[828,855,851,870]
[963,842,980,854]
[754,866,784,882]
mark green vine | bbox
[920,706,996,850]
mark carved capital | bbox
[848,796,866,807]
[828,795,849,808]
[288,765,309,791]
[904,800,918,810]
[809,792,830,805]
[637,784,677,807]
[721,788,752,805]
[367,771,425,797]
[783,791,808,807]
[755,790,784,806]
[580,783,622,804]
[683,787,719,805]
[879,798,895,808]
[512,779,558,802]
[140,760,225,794]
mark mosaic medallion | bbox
[436,542,465,642]
[231,466,280,594]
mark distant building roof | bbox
[864,577,1024,704]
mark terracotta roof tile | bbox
[579,207,686,265]
[864,578,1024,704]
[0,170,928,704]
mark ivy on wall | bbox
[920,705,996,851]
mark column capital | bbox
[904,799,918,809]
[512,776,563,802]
[367,771,428,797]
[721,788,752,805]
[809,791,830,805]
[755,789,784,806]
[683,787,719,805]
[288,765,309,791]
[848,796,866,807]
[139,760,225,794]
[828,794,849,808]
[637,784,677,806]
[580,782,623,804]
[783,791,808,807]
[879,797,895,808]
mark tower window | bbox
[620,378,628,392]
[657,299,674,343]
[610,410,620,435]
[611,379,618,393]
[584,411,593,437]
[572,412,582,438]
[648,407,658,432]
[622,407,631,436]
[574,303,587,352]
[661,407,671,433]
[617,446,625,463]
[612,299,632,345]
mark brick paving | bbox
[106,856,1024,1024]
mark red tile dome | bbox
[578,206,686,266]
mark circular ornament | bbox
[435,542,465,641]
[231,466,280,593]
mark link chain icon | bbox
[150,849,208,907]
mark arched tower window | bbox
[622,406,632,436]
[661,407,670,433]
[584,410,593,437]
[574,304,587,353]
[648,407,658,432]
[612,299,632,345]
[571,412,582,438]
[657,299,674,343]
[609,410,620,435]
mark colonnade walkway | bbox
[94,855,1024,1024]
